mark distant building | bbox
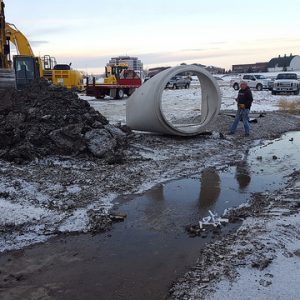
[205,65,226,74]
[267,54,300,72]
[191,63,206,68]
[232,62,268,73]
[146,63,225,78]
[146,66,171,77]
[107,56,143,72]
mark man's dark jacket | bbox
[237,86,253,109]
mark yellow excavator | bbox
[0,0,19,89]
[0,0,84,90]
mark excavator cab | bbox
[13,55,40,90]
[104,64,128,84]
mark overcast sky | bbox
[5,0,300,73]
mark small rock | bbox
[109,212,127,222]
[293,249,300,257]
[251,258,273,270]
[259,279,272,287]
[185,225,201,236]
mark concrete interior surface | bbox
[126,65,221,136]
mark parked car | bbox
[166,76,191,89]
[144,76,151,82]
[230,74,272,91]
[272,73,299,95]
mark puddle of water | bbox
[119,131,300,233]
[95,131,300,300]
[1,131,299,300]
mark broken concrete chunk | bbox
[84,129,117,158]
[109,212,127,222]
[105,124,127,138]
[50,124,86,153]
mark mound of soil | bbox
[0,81,130,163]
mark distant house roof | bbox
[267,55,296,68]
[147,66,170,77]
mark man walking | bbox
[229,81,253,136]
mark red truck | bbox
[85,64,142,99]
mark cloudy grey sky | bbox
[5,0,300,73]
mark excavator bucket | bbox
[0,68,15,89]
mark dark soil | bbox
[0,81,130,163]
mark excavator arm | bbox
[0,0,83,90]
[0,1,40,90]
[5,23,43,88]
[5,23,34,56]
[0,0,7,67]
[0,0,15,88]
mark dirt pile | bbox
[0,81,131,163]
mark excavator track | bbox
[0,68,15,89]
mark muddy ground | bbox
[0,98,299,299]
[168,170,300,299]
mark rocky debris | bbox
[185,211,228,237]
[109,211,127,222]
[0,80,131,163]
[185,224,202,236]
[251,257,273,270]
[259,279,272,287]
[87,209,127,233]
[293,249,300,257]
[87,208,113,233]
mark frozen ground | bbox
[0,81,300,299]
[81,81,300,125]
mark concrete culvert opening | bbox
[126,65,221,136]
[161,71,203,132]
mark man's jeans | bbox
[230,108,250,135]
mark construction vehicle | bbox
[41,54,84,90]
[0,0,83,90]
[0,0,19,89]
[86,63,142,99]
[1,0,40,89]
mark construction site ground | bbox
[0,83,300,299]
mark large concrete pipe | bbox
[126,65,221,136]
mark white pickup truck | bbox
[230,74,272,91]
[271,73,299,95]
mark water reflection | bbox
[142,184,177,231]
[198,167,221,209]
[146,186,164,202]
[235,160,251,190]
[119,132,300,237]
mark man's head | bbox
[240,81,247,89]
